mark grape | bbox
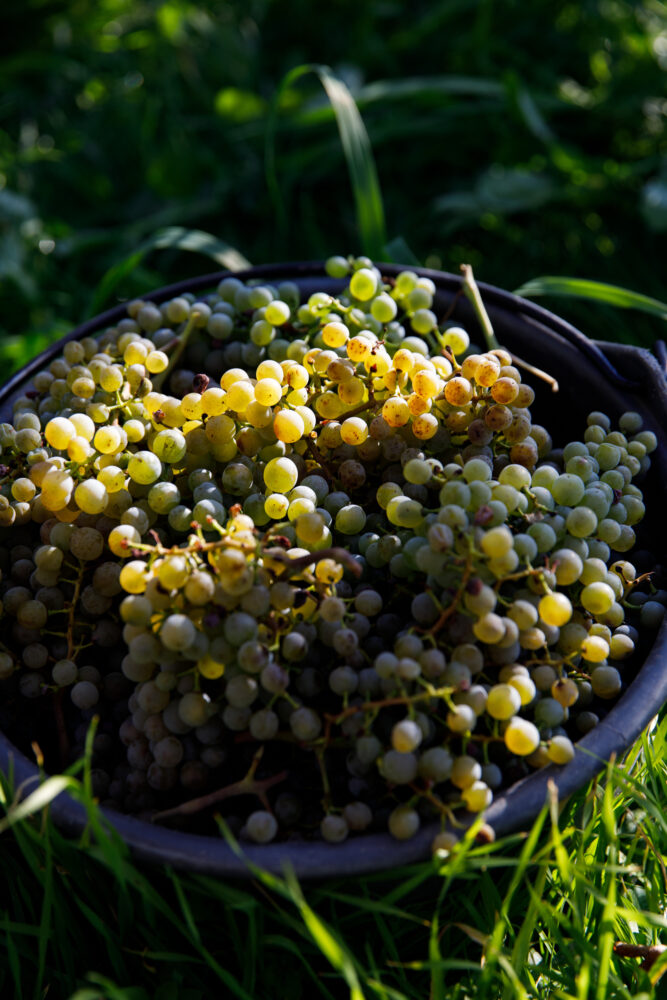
[342,801,372,831]
[246,811,278,844]
[321,815,349,842]
[538,593,572,627]
[328,666,358,695]
[504,718,540,756]
[289,707,322,742]
[388,805,420,840]
[153,736,184,768]
[461,781,493,812]
[486,684,521,720]
[17,600,48,629]
[70,527,104,561]
[249,709,279,741]
[450,756,482,789]
[391,719,423,753]
[591,666,622,698]
[335,505,366,535]
[52,659,78,686]
[534,698,565,728]
[418,747,453,782]
[432,831,459,855]
[71,681,99,710]
[382,751,418,784]
[641,601,665,628]
[446,704,477,733]
[581,582,615,616]
[349,268,377,301]
[264,457,298,493]
[178,693,212,727]
[547,736,575,764]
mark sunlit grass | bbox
[1,716,666,998]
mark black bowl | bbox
[1,263,666,878]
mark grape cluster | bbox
[0,255,664,851]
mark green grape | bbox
[349,268,378,301]
[335,504,366,535]
[264,457,298,493]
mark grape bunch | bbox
[0,255,664,852]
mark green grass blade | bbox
[35,821,53,1000]
[365,978,411,1000]
[0,775,76,833]
[358,75,505,104]
[87,227,250,317]
[266,64,386,259]
[68,975,149,1000]
[514,276,667,321]
[504,862,548,1000]
[428,907,445,1000]
[262,934,339,1000]
[503,71,556,146]
[594,776,619,1000]
[283,866,367,1000]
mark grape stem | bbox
[460,263,559,390]
[303,435,337,482]
[460,264,500,352]
[52,558,86,768]
[420,549,475,637]
[323,684,454,744]
[315,746,332,813]
[66,561,86,659]
[492,565,547,590]
[509,353,559,392]
[271,547,363,579]
[409,782,460,825]
[151,749,287,824]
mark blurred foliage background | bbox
[1,0,666,369]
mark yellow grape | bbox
[346,336,372,362]
[274,409,305,444]
[340,417,369,446]
[254,378,283,406]
[382,396,410,427]
[45,417,76,451]
[225,380,255,411]
[321,322,349,348]
[412,413,439,439]
[256,359,284,382]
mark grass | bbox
[2,0,667,365]
[2,716,667,999]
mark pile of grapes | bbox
[0,256,664,851]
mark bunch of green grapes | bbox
[0,255,664,850]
